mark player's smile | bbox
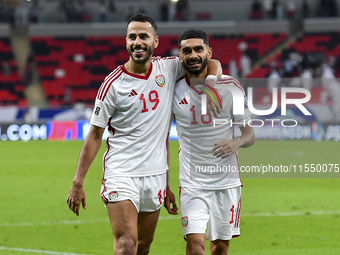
[186,58,202,69]
[179,38,212,76]
[132,46,147,58]
[128,43,152,63]
[126,21,159,64]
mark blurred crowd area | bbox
[0,0,42,26]
[0,0,188,25]
[264,51,340,104]
[0,0,339,26]
[250,0,338,20]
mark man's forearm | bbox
[207,59,222,79]
[238,125,256,148]
[73,126,104,185]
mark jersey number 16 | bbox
[190,105,212,125]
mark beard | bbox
[127,44,154,64]
[182,56,208,76]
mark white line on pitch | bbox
[0,219,109,227]
[0,211,339,227]
[0,246,93,255]
[241,210,340,217]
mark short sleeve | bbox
[217,75,252,122]
[90,76,119,128]
[163,57,185,80]
[173,57,186,80]
[90,99,116,128]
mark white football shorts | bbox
[100,172,166,213]
[180,186,242,241]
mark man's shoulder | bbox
[174,76,188,94]
[150,56,180,75]
[97,66,124,101]
[104,66,124,84]
[151,56,179,62]
[176,75,186,84]
[151,56,180,68]
[217,74,240,83]
[217,74,244,93]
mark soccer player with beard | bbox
[66,14,222,255]
[165,29,256,255]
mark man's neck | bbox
[186,69,208,86]
[124,59,151,76]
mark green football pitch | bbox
[0,140,339,255]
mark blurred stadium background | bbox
[1,0,340,141]
[1,1,340,254]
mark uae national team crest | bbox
[108,191,118,201]
[155,74,165,87]
[182,216,188,228]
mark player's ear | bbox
[178,51,184,63]
[178,42,184,63]
[208,47,212,59]
[154,35,159,49]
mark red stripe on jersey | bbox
[234,203,238,228]
[219,77,244,92]
[101,137,111,199]
[97,68,123,101]
[101,69,122,100]
[102,117,114,182]
[234,197,242,229]
[108,117,115,135]
[100,178,108,203]
[185,76,202,94]
[97,68,121,100]
[236,203,240,228]
[176,76,185,83]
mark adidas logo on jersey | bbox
[179,98,188,105]
[129,90,138,97]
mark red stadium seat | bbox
[30,33,288,106]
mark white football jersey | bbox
[173,75,252,189]
[91,56,184,177]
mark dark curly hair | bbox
[178,29,209,48]
[127,13,158,35]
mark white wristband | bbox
[205,75,218,82]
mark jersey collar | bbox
[185,76,203,95]
[121,62,153,80]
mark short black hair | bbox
[127,13,158,35]
[178,29,209,48]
